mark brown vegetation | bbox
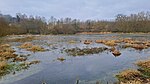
[0,44,11,47]
[65,47,108,56]
[136,60,150,77]
[77,32,111,34]
[116,69,142,82]
[1,11,150,36]
[57,57,66,62]
[0,61,7,70]
[110,47,116,52]
[0,44,17,60]
[112,50,121,56]
[0,43,41,77]
[83,40,92,45]
[95,40,106,44]
[104,40,117,46]
[95,38,150,51]
[12,36,35,42]
[19,42,45,52]
[136,60,150,69]
[132,44,148,50]
[95,40,117,46]
[25,60,41,65]
[19,42,33,49]
[116,59,150,84]
[14,57,27,62]
[68,40,76,44]
[27,45,45,52]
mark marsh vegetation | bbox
[0,34,150,84]
[116,59,150,84]
[0,36,43,78]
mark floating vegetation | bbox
[83,40,92,45]
[122,38,134,43]
[0,44,41,77]
[0,62,10,77]
[19,42,33,49]
[95,40,117,46]
[136,60,150,77]
[19,42,46,52]
[27,45,45,52]
[112,50,121,56]
[68,40,76,44]
[145,43,150,47]
[0,63,30,77]
[116,59,150,84]
[65,47,108,56]
[0,44,11,48]
[109,47,121,56]
[122,43,133,48]
[116,69,142,82]
[104,40,117,46]
[25,60,41,65]
[95,40,106,44]
[0,60,40,77]
[109,47,116,52]
[0,61,7,70]
[7,36,35,42]
[95,38,150,51]
[122,43,148,50]
[13,57,27,62]
[0,44,17,60]
[119,80,143,84]
[57,57,66,62]
[132,44,148,50]
[136,60,150,69]
[121,40,150,50]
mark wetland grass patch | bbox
[65,47,108,56]
[7,36,36,42]
[116,59,150,84]
[19,42,46,52]
[0,62,30,77]
[95,38,150,51]
[57,57,66,62]
[0,43,41,77]
[136,60,150,77]
[112,50,121,56]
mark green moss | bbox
[138,68,150,77]
[136,60,150,77]
[0,63,30,77]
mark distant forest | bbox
[0,11,150,36]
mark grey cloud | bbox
[0,0,149,20]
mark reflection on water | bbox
[0,34,150,84]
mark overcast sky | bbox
[0,0,149,20]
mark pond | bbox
[0,33,150,84]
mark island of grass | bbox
[65,47,108,56]
[0,44,41,77]
[116,59,150,84]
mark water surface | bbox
[0,34,150,84]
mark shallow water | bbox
[0,34,150,84]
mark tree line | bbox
[0,11,150,36]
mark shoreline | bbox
[2,32,150,37]
[76,32,150,35]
